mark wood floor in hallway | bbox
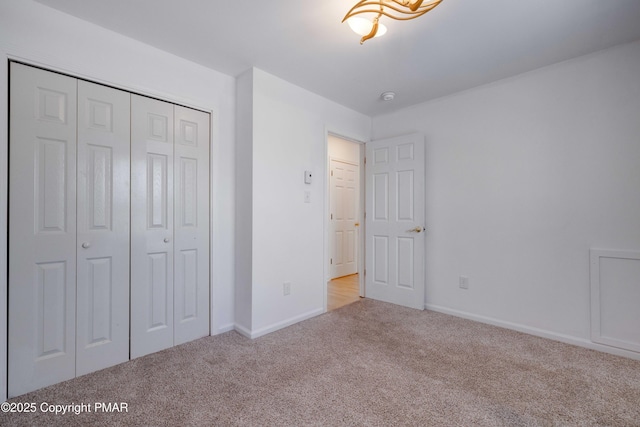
[327,274,360,311]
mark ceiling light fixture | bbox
[343,0,444,44]
[347,17,388,39]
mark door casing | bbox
[324,132,366,311]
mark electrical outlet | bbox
[459,276,469,290]
[283,282,291,296]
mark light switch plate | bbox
[459,276,469,289]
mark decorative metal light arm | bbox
[343,0,444,43]
[361,14,381,44]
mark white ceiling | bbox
[35,0,640,117]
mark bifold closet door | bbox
[174,105,210,345]
[131,95,175,358]
[76,80,130,376]
[9,62,78,397]
[131,97,210,358]
[9,64,132,397]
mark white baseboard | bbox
[425,303,640,361]
[213,323,236,335]
[234,308,325,340]
[233,323,252,339]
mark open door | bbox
[329,159,359,279]
[365,133,425,309]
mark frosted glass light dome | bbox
[346,17,387,38]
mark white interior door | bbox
[365,133,425,309]
[76,80,130,375]
[173,105,210,345]
[9,63,78,397]
[330,159,359,278]
[131,94,175,358]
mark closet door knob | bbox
[164,238,170,243]
[81,242,90,249]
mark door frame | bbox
[324,131,366,312]
[328,157,360,279]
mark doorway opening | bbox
[327,274,360,311]
[327,133,365,311]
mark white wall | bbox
[372,40,640,358]
[237,68,371,337]
[234,69,254,333]
[0,0,237,401]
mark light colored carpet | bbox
[2,299,639,426]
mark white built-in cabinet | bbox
[8,63,210,397]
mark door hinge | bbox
[331,213,333,220]
[364,269,366,276]
[364,211,366,219]
[330,258,333,265]
[331,170,333,176]
[364,157,366,165]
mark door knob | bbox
[81,242,90,249]
[164,238,170,243]
[355,222,360,227]
[407,226,424,233]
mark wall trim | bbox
[589,248,640,353]
[233,323,253,339]
[235,308,324,340]
[425,303,640,361]
[214,323,236,335]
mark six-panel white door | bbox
[9,63,78,397]
[76,80,131,376]
[131,95,175,358]
[330,159,359,279]
[365,133,426,309]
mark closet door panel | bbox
[9,63,78,397]
[76,80,130,375]
[131,95,174,358]
[174,106,210,344]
